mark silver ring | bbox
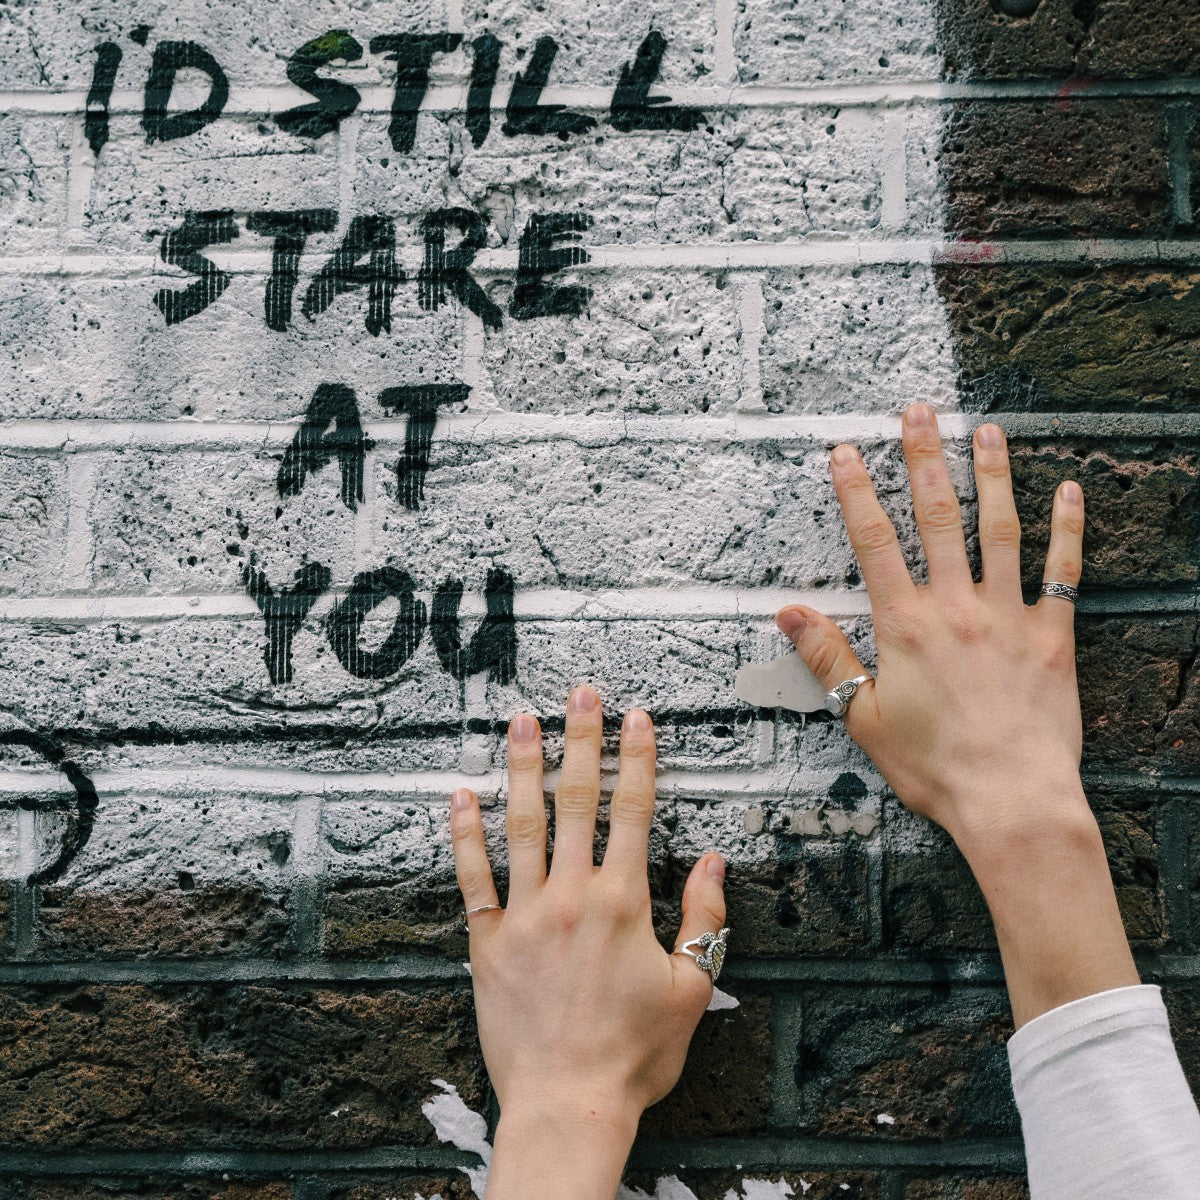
[464,904,503,928]
[824,674,872,718]
[1040,581,1079,603]
[672,927,730,983]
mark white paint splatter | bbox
[875,1112,895,1125]
[707,985,740,1011]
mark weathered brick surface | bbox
[0,1182,294,1200]
[0,984,486,1150]
[937,0,1200,80]
[623,1169,881,1199]
[937,265,1200,412]
[0,455,68,595]
[0,116,72,255]
[326,1180,476,1200]
[1162,987,1200,1100]
[942,101,1170,238]
[903,1177,1029,1200]
[794,986,1019,1138]
[1008,441,1200,591]
[0,881,12,957]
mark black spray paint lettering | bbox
[276,30,364,140]
[142,40,230,143]
[466,34,502,149]
[154,209,590,330]
[326,567,427,679]
[502,35,597,139]
[243,561,333,685]
[277,382,372,511]
[245,208,339,331]
[369,33,463,153]
[378,383,471,510]
[0,729,100,887]
[432,566,517,685]
[84,41,122,155]
[610,32,705,133]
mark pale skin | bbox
[449,402,1140,1198]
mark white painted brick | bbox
[759,265,957,412]
[0,116,72,254]
[0,274,464,421]
[323,796,477,882]
[903,102,946,235]
[35,791,293,891]
[81,114,338,251]
[478,270,742,414]
[0,453,69,594]
[735,0,941,85]
[0,810,19,880]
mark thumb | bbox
[670,853,727,1005]
[776,604,875,734]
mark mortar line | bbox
[1162,794,1194,951]
[61,451,98,591]
[768,987,804,1129]
[63,116,93,237]
[1167,101,1196,228]
[880,107,908,231]
[288,793,325,957]
[12,807,37,958]
[714,0,738,86]
[733,274,768,413]
[352,445,376,575]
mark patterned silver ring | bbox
[1040,581,1079,603]
[463,904,504,929]
[673,927,730,983]
[824,674,873,719]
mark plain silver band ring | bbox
[1040,581,1079,603]
[824,674,873,719]
[464,904,503,928]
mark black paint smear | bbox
[369,32,463,153]
[278,382,371,510]
[301,214,403,336]
[153,209,238,325]
[276,30,364,140]
[326,567,428,679]
[129,25,151,47]
[466,34,502,148]
[432,566,517,684]
[142,40,229,143]
[509,212,593,320]
[0,730,99,887]
[243,561,333,685]
[378,383,470,510]
[84,42,122,156]
[502,36,597,138]
[247,209,339,332]
[419,208,504,330]
[609,31,705,133]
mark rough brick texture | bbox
[1,1,1198,1195]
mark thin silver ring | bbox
[824,674,872,719]
[672,927,730,983]
[464,904,503,928]
[1040,581,1079,603]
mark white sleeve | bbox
[1007,983,1200,1199]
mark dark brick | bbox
[0,1183,292,1200]
[937,0,1200,80]
[1009,442,1200,591]
[0,984,486,1150]
[903,1176,1029,1200]
[942,101,1169,238]
[640,992,773,1138]
[795,986,1019,1138]
[623,1169,880,1198]
[936,264,1200,412]
[1162,986,1200,1100]
[324,880,470,959]
[36,886,292,957]
[0,881,11,956]
[1077,616,1200,771]
[327,1178,477,1200]
[1191,807,1200,946]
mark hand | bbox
[777,404,1087,849]
[449,687,726,1198]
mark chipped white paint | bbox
[734,653,827,715]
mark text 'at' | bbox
[85,29,706,154]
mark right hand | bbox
[777,403,1089,849]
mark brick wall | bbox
[1,1,1198,1196]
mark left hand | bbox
[450,686,726,1135]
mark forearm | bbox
[485,1097,640,1200]
[953,775,1140,1031]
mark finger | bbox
[829,443,916,610]
[670,853,727,1008]
[602,709,657,882]
[1037,480,1084,632]
[972,423,1022,600]
[901,403,972,590]
[776,605,876,739]
[505,713,546,901]
[551,685,603,878]
[450,788,501,933]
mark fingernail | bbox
[831,444,857,467]
[452,788,474,812]
[1061,481,1083,504]
[707,854,726,882]
[568,686,598,714]
[776,607,808,641]
[624,708,651,733]
[510,713,537,742]
[904,403,933,428]
[976,423,1003,449]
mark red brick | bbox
[943,101,1169,238]
[324,880,471,959]
[0,984,486,1150]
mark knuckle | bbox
[852,516,899,556]
[506,739,543,772]
[555,780,598,814]
[1057,510,1086,537]
[806,634,846,683]
[943,600,988,642]
[506,807,546,846]
[611,783,654,824]
[919,496,963,532]
[974,454,1011,479]
[981,515,1022,548]
[881,610,926,651]
[1038,636,1075,673]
